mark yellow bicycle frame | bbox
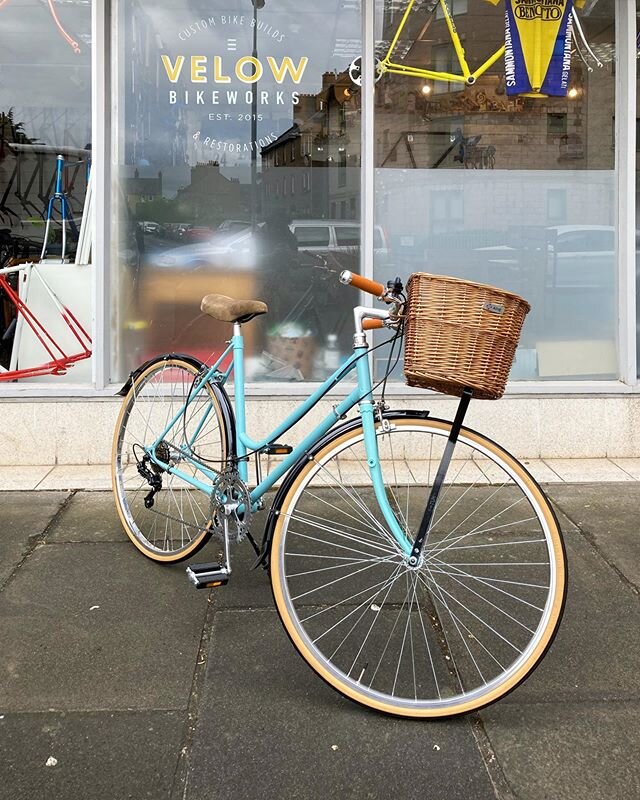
[379,0,505,87]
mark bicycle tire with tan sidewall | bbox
[112,357,228,563]
[270,416,567,718]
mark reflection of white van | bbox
[290,220,390,262]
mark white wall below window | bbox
[5,394,640,466]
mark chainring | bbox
[209,469,252,543]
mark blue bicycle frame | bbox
[145,323,413,557]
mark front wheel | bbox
[270,416,566,718]
[112,357,229,562]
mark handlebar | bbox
[362,319,386,331]
[340,270,386,299]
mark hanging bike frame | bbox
[0,262,92,381]
[379,0,505,86]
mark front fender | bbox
[256,409,430,569]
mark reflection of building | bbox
[125,168,163,207]
[260,72,361,220]
[176,161,249,225]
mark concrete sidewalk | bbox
[1,486,639,800]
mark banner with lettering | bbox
[484,0,585,96]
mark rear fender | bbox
[117,353,237,459]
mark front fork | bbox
[356,351,413,558]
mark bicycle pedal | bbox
[264,443,293,455]
[186,563,230,589]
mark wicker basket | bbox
[404,273,531,401]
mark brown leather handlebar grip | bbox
[340,271,385,298]
[362,319,386,330]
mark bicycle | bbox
[111,271,567,718]
[349,0,505,89]
[350,0,599,93]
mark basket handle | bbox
[339,270,386,299]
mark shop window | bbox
[430,190,464,234]
[338,148,347,187]
[0,0,93,385]
[548,113,568,136]
[547,189,568,225]
[111,0,362,382]
[375,0,618,383]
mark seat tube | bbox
[232,323,249,484]
[355,347,412,556]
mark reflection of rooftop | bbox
[125,169,162,199]
[177,162,242,197]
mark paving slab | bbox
[0,542,207,712]
[481,702,640,800]
[0,492,69,588]
[546,482,640,588]
[0,710,185,800]
[497,530,640,704]
[186,608,497,800]
[46,491,128,544]
[205,533,273,610]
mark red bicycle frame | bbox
[0,262,92,381]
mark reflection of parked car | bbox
[290,220,389,261]
[151,220,390,271]
[471,225,621,291]
[142,221,161,234]
[152,229,258,270]
[183,226,214,244]
[547,225,616,290]
[218,219,251,233]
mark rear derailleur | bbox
[136,441,171,508]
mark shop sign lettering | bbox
[161,55,309,85]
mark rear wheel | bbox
[270,416,566,717]
[112,357,228,562]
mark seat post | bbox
[232,321,249,484]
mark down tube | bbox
[355,354,413,556]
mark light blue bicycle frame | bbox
[145,326,413,557]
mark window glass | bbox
[0,0,92,384]
[335,226,360,247]
[111,0,362,383]
[374,0,617,382]
[292,226,331,248]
